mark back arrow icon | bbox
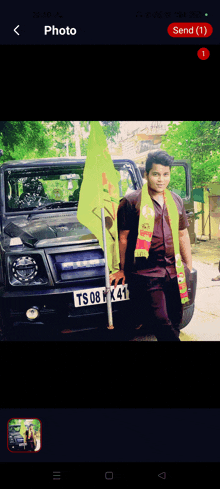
[14,25,20,35]
[158,472,166,479]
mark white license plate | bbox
[73,284,129,308]
[19,443,24,446]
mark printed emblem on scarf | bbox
[177,272,185,283]
[175,253,182,268]
[142,204,154,219]
[181,290,188,299]
[179,287,187,295]
[136,238,151,252]
[140,230,153,238]
[142,223,150,230]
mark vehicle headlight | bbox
[12,256,38,283]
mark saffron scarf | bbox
[135,184,189,304]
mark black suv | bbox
[8,424,25,451]
[0,157,197,339]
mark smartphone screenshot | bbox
[0,2,219,486]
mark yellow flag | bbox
[77,121,120,273]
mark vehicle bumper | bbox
[0,283,129,332]
[0,270,197,334]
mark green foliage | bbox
[32,419,41,433]
[168,165,186,196]
[100,121,120,142]
[80,137,89,156]
[0,121,51,162]
[8,418,41,433]
[0,121,120,163]
[8,419,17,425]
[161,121,220,187]
[80,121,120,142]
[21,419,40,439]
[42,121,76,157]
[80,121,89,132]
[78,122,120,156]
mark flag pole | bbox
[101,207,114,330]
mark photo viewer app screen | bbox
[0,1,219,488]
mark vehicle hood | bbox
[3,212,98,250]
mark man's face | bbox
[145,163,171,193]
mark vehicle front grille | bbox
[15,437,24,443]
[49,247,106,282]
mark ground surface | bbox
[131,238,220,341]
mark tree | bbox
[161,121,220,187]
[0,121,120,162]
[80,121,120,142]
[43,121,76,157]
[42,121,120,156]
[32,419,41,434]
[0,121,51,163]
[8,419,17,426]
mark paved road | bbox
[131,260,220,342]
[36,437,41,451]
[180,260,220,341]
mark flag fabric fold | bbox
[77,121,120,273]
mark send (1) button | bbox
[167,23,213,37]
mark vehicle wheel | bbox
[179,303,195,329]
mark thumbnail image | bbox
[7,418,41,452]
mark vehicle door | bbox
[168,160,195,244]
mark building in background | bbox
[108,121,181,168]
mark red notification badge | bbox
[197,48,210,60]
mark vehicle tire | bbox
[179,303,195,329]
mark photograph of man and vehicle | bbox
[7,418,41,452]
[0,121,220,341]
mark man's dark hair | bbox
[145,151,174,174]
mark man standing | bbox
[109,151,192,341]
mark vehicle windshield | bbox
[4,166,84,213]
[4,163,137,213]
[9,425,21,432]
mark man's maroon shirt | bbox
[117,189,190,277]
